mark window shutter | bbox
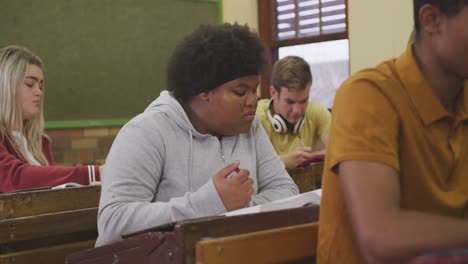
[276,0,347,40]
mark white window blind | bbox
[276,0,347,40]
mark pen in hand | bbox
[226,166,241,179]
[298,135,306,147]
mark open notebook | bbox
[51,181,101,190]
[224,189,322,217]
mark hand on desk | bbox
[99,164,105,176]
[280,147,325,170]
[213,161,254,211]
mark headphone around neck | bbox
[267,100,305,134]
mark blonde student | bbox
[0,46,102,192]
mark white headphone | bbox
[267,100,305,134]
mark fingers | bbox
[213,163,254,211]
[242,177,254,189]
[231,168,250,184]
[301,151,318,160]
[240,174,254,200]
[215,161,241,179]
[215,162,252,188]
[296,146,312,152]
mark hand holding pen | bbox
[296,135,325,167]
[212,161,254,211]
[280,135,321,169]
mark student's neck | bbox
[182,101,219,137]
[413,41,464,114]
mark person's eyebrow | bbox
[25,76,44,85]
[286,97,308,103]
[236,81,260,89]
[25,76,40,82]
[235,83,249,89]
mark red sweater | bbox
[0,133,100,193]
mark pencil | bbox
[298,135,306,147]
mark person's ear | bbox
[198,91,210,102]
[269,85,277,99]
[419,4,444,35]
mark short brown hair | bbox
[270,56,312,92]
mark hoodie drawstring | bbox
[188,130,194,192]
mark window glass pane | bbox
[278,39,349,109]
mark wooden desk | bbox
[196,222,319,264]
[67,205,320,264]
[290,162,324,193]
[0,186,100,264]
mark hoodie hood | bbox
[145,90,207,139]
[144,90,213,192]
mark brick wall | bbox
[46,127,121,166]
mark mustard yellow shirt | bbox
[318,45,468,264]
[256,99,331,191]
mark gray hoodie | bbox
[96,91,299,246]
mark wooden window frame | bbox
[257,0,349,98]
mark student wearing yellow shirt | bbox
[318,0,468,263]
[256,56,330,191]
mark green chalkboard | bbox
[0,0,219,124]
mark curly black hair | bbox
[166,23,265,103]
[414,0,468,35]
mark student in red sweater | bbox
[0,46,101,193]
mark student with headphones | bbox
[256,56,331,191]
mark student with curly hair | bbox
[318,0,468,263]
[96,23,299,246]
[0,46,101,193]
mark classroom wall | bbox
[231,1,414,74]
[348,0,414,73]
[222,0,258,30]
[47,127,120,166]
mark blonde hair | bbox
[0,45,49,165]
[271,56,312,93]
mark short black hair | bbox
[414,0,468,35]
[166,23,265,103]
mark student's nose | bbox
[246,92,258,107]
[292,104,302,114]
[35,86,43,96]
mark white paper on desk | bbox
[51,182,83,190]
[223,189,322,217]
